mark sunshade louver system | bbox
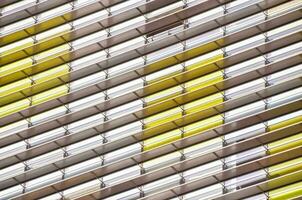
[0,0,302,199]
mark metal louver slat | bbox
[0,0,73,27]
[0,0,19,8]
[0,0,234,82]
[0,71,301,189]
[0,1,301,199]
[0,51,301,171]
[213,169,302,200]
[139,147,302,200]
[82,146,302,200]
[0,30,300,148]
[0,0,126,45]
[7,98,302,199]
[0,0,180,64]
[0,6,300,118]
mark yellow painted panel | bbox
[185,71,223,92]
[268,115,302,131]
[184,93,223,114]
[144,41,219,76]
[268,132,302,154]
[0,93,25,106]
[269,157,302,178]
[36,24,72,42]
[1,14,67,46]
[269,181,302,200]
[33,64,69,84]
[0,99,30,118]
[184,115,223,137]
[146,57,179,75]
[0,64,69,104]
[25,16,67,36]
[143,129,182,151]
[0,58,32,77]
[186,54,223,71]
[34,44,70,63]
[144,107,182,129]
[146,54,223,85]
[0,78,31,97]
[30,79,65,96]
[0,38,34,56]
[32,85,68,105]
[145,85,182,106]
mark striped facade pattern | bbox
[0,0,301,199]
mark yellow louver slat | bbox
[184,115,223,137]
[186,54,223,71]
[147,54,223,85]
[32,85,68,105]
[0,58,33,79]
[269,157,302,178]
[0,84,69,118]
[144,107,183,129]
[0,38,34,56]
[33,64,69,84]
[34,44,70,63]
[1,8,73,46]
[268,132,302,154]
[269,181,302,200]
[268,115,302,131]
[184,93,224,114]
[143,129,182,151]
[0,79,32,97]
[0,64,70,106]
[0,64,69,96]
[0,99,30,118]
[0,24,73,65]
[0,44,70,85]
[1,0,301,199]
[36,24,72,43]
[185,71,224,92]
[143,52,225,153]
[145,86,183,106]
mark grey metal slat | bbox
[1,4,300,112]
[12,113,302,200]
[0,0,300,198]
[0,0,232,78]
[138,147,302,200]
[0,0,18,8]
[0,79,302,193]
[0,0,73,27]
[0,30,300,150]
[1,7,300,126]
[81,146,302,200]
[0,0,180,64]
[0,0,126,45]
[213,170,302,200]
[0,69,300,190]
[0,50,300,172]
[63,0,290,82]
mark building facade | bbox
[0,0,301,199]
